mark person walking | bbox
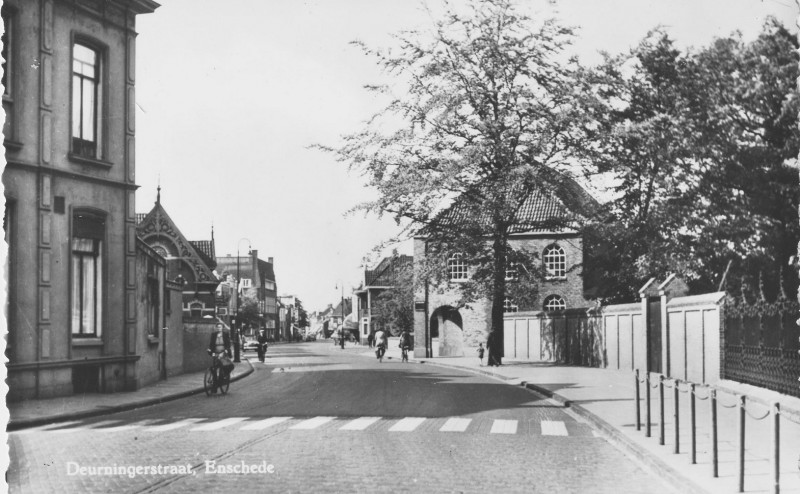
[486,332,500,367]
[477,343,485,366]
[256,328,268,363]
[367,331,375,348]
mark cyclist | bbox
[398,329,411,362]
[207,323,232,393]
[374,329,388,361]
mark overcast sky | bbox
[134,0,798,312]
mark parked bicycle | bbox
[204,351,231,396]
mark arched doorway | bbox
[430,306,464,357]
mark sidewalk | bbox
[368,342,800,494]
[7,359,254,431]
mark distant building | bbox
[355,255,413,340]
[215,252,279,339]
[136,190,220,320]
[3,0,161,399]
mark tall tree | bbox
[330,0,599,364]
[587,20,799,301]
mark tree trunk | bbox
[488,231,506,366]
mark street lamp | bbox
[335,280,346,350]
[235,237,252,363]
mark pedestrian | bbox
[256,328,268,363]
[486,332,500,366]
[367,331,375,348]
[477,343,485,366]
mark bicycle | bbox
[204,352,231,396]
[376,343,386,363]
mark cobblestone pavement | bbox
[8,343,677,493]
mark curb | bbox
[416,358,707,494]
[7,359,255,432]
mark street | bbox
[8,342,675,493]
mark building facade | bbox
[413,177,600,358]
[3,0,160,400]
[355,254,413,341]
[215,251,279,339]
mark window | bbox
[505,261,518,281]
[71,212,104,336]
[2,6,15,141]
[146,275,160,337]
[72,42,102,158]
[503,296,518,313]
[241,278,252,288]
[189,302,203,319]
[447,253,468,281]
[543,295,566,312]
[4,202,15,357]
[543,244,566,279]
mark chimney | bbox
[250,249,257,258]
[268,257,273,264]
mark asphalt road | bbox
[8,342,677,493]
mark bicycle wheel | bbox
[203,368,215,396]
[218,370,230,394]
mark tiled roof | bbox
[365,255,412,286]
[190,240,216,269]
[431,170,601,234]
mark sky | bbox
[133,0,799,312]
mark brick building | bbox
[413,175,600,358]
[3,0,160,399]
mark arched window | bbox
[447,253,468,281]
[503,296,518,313]
[543,295,566,312]
[543,244,566,279]
[189,301,203,319]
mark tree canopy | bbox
[331,0,602,362]
[585,19,799,301]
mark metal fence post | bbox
[659,374,665,446]
[711,389,718,478]
[772,402,780,494]
[738,395,746,493]
[690,383,696,464]
[673,378,680,454]
[646,372,652,438]
[635,370,641,432]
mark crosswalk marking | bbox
[290,416,335,430]
[541,420,568,436]
[13,416,588,437]
[340,417,381,431]
[191,417,247,431]
[440,418,471,432]
[490,419,517,434]
[53,420,122,433]
[148,418,204,431]
[239,417,291,431]
[389,417,426,432]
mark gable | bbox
[136,202,218,284]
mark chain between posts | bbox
[633,370,790,494]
